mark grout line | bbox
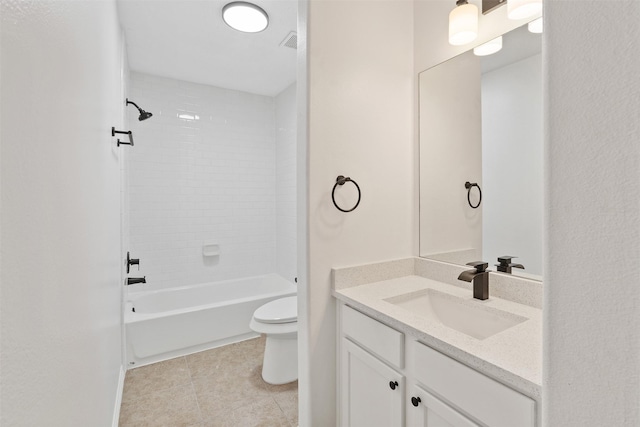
[271,395,290,421]
[190,381,205,425]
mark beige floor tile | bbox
[273,387,298,426]
[120,338,297,426]
[264,379,298,395]
[202,397,290,427]
[123,357,191,402]
[193,367,272,419]
[246,363,297,396]
[119,383,202,427]
[237,335,266,362]
[186,342,256,380]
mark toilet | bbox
[249,296,298,385]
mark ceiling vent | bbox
[280,31,297,49]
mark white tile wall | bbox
[275,83,297,283]
[126,72,286,291]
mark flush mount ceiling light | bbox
[473,36,503,56]
[508,0,542,20]
[449,0,479,46]
[528,17,543,33]
[222,2,268,33]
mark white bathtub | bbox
[125,274,296,367]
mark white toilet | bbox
[249,296,298,385]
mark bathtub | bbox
[125,274,296,367]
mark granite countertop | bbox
[332,258,543,399]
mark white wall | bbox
[126,72,277,291]
[543,0,640,424]
[0,1,125,424]
[482,54,543,276]
[304,0,415,424]
[276,83,298,283]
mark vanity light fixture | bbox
[222,2,268,33]
[449,0,479,46]
[528,17,543,33]
[507,0,542,20]
[473,36,503,56]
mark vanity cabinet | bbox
[341,338,405,427]
[408,384,479,427]
[340,303,405,426]
[338,303,537,427]
[408,340,535,427]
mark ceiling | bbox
[117,0,297,97]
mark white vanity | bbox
[333,257,542,427]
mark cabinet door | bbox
[341,338,404,427]
[407,384,479,427]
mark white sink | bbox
[384,289,528,340]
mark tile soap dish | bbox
[202,243,220,257]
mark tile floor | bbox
[119,336,298,426]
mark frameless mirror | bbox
[419,23,542,280]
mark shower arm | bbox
[126,99,141,110]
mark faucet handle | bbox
[126,251,141,274]
[497,256,517,265]
[495,256,525,273]
[466,261,488,273]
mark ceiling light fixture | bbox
[507,0,542,20]
[449,0,479,46]
[473,36,503,56]
[528,17,543,33]
[222,2,268,33]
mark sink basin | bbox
[384,289,528,340]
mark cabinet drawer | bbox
[412,342,535,427]
[341,305,404,368]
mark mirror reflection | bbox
[419,24,542,279]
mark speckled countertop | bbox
[332,258,543,399]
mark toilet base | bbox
[262,332,297,385]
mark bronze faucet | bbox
[458,261,490,300]
[495,256,525,274]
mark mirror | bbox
[419,23,543,280]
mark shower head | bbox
[138,110,153,121]
[126,99,153,121]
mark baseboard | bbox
[112,365,126,427]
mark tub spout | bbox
[126,277,146,285]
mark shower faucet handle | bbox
[126,252,140,274]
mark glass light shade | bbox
[473,36,503,56]
[528,17,543,33]
[507,0,542,20]
[222,2,269,33]
[449,2,479,46]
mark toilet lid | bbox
[254,296,297,324]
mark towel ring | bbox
[332,175,361,213]
[465,181,482,209]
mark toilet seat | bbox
[253,296,297,324]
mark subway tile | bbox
[126,73,292,293]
